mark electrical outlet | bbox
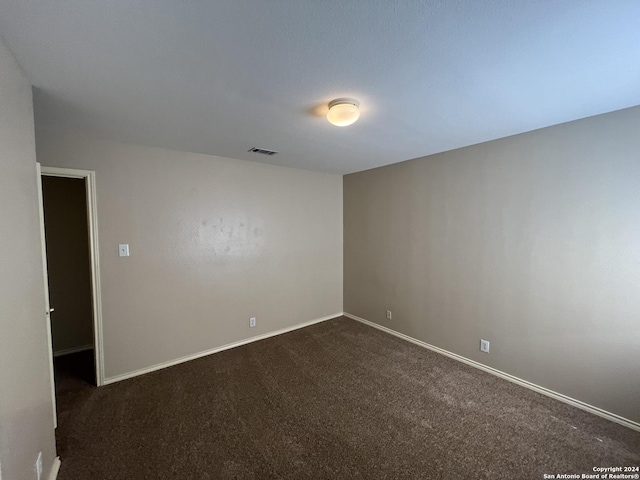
[386,310,392,320]
[36,452,42,480]
[249,317,256,328]
[480,339,490,353]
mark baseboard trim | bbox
[53,344,93,357]
[48,457,61,480]
[343,312,640,432]
[104,313,343,385]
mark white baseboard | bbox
[104,313,343,385]
[53,344,93,357]
[344,312,640,433]
[48,457,61,480]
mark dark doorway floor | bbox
[54,348,95,451]
[54,348,95,393]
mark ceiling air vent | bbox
[248,147,278,156]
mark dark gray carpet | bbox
[56,316,640,479]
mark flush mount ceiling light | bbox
[327,98,360,127]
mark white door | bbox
[36,162,57,428]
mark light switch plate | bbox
[118,244,130,257]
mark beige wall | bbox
[0,38,57,479]
[42,176,94,354]
[344,105,640,424]
[36,129,343,380]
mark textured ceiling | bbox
[1,1,639,174]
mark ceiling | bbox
[1,1,639,174]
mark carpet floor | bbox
[55,316,640,479]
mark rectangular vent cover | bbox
[248,147,278,156]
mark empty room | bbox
[1,1,639,479]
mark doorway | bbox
[37,165,104,427]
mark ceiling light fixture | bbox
[327,98,360,127]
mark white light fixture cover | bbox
[327,98,360,126]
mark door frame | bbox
[36,163,57,428]
[40,165,105,389]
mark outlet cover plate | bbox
[480,339,490,353]
[36,452,42,480]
